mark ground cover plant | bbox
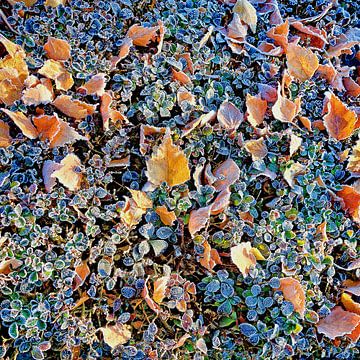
[0,0,359,359]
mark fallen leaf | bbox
[111,37,133,68]
[213,158,240,192]
[258,83,278,102]
[73,261,90,290]
[245,93,267,127]
[323,92,357,140]
[231,242,257,276]
[129,189,153,209]
[317,306,360,340]
[127,24,159,46]
[277,277,306,317]
[267,20,289,51]
[177,53,194,74]
[22,80,54,106]
[233,0,257,33]
[100,324,132,349]
[172,68,192,85]
[100,92,128,131]
[290,21,328,49]
[1,109,38,139]
[44,37,71,61]
[146,133,190,187]
[0,258,23,275]
[199,240,222,271]
[211,188,231,215]
[51,154,83,191]
[244,138,268,161]
[196,338,208,355]
[153,276,169,304]
[289,134,302,157]
[337,185,360,224]
[155,205,176,226]
[188,206,211,237]
[299,115,312,131]
[44,0,66,6]
[283,162,306,188]
[141,279,161,314]
[341,293,360,315]
[327,28,360,58]
[181,110,217,137]
[0,120,11,147]
[38,59,74,91]
[140,124,166,155]
[343,280,360,297]
[53,95,96,119]
[177,89,196,107]
[78,73,106,97]
[347,139,360,174]
[156,20,165,55]
[227,14,248,40]
[10,0,37,5]
[343,77,360,98]
[272,84,301,123]
[217,101,243,134]
[42,160,61,192]
[286,43,319,82]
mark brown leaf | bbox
[188,206,211,237]
[100,324,132,348]
[38,60,74,91]
[73,261,90,290]
[217,101,243,134]
[1,109,38,139]
[181,110,216,137]
[327,28,360,58]
[231,242,257,276]
[211,188,231,215]
[244,138,268,161]
[44,0,66,6]
[51,154,83,191]
[258,83,278,102]
[347,139,360,174]
[245,93,267,127]
[343,280,360,297]
[172,68,192,85]
[267,20,289,51]
[277,277,306,317]
[290,21,328,49]
[272,84,301,123]
[0,120,11,147]
[283,162,306,188]
[139,124,166,155]
[53,95,96,119]
[146,133,190,187]
[44,37,71,61]
[337,185,360,224]
[78,73,106,97]
[343,77,360,98]
[155,205,176,226]
[233,0,257,33]
[199,240,222,271]
[286,43,319,82]
[126,24,159,47]
[0,258,23,275]
[317,306,360,340]
[323,92,357,140]
[213,158,240,192]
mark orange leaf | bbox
[44,0,66,6]
[0,258,23,275]
[99,324,132,349]
[272,84,301,123]
[217,101,243,133]
[172,68,192,85]
[44,37,71,61]
[341,293,360,315]
[78,73,106,97]
[22,79,54,106]
[277,277,306,317]
[38,59,74,91]
[343,77,360,98]
[139,124,166,155]
[155,205,176,226]
[286,43,319,82]
[127,24,159,47]
[146,133,190,187]
[343,280,360,297]
[0,120,11,147]
[181,110,216,137]
[51,154,83,191]
[267,20,289,51]
[73,261,90,290]
[213,158,240,192]
[1,108,38,139]
[100,92,128,131]
[177,89,196,107]
[129,189,153,209]
[317,306,360,340]
[188,206,211,237]
[244,138,268,161]
[245,93,267,127]
[53,95,96,119]
[337,185,360,224]
[210,188,231,215]
[199,240,222,271]
[290,21,328,49]
[230,242,257,276]
[323,92,357,140]
[153,276,169,304]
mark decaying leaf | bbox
[0,120,12,147]
[217,101,243,134]
[100,92,128,131]
[210,188,231,215]
[38,60,74,91]
[245,93,267,127]
[78,73,106,97]
[0,258,23,275]
[146,133,190,187]
[213,158,240,192]
[73,261,90,290]
[111,37,133,68]
[233,0,257,33]
[290,21,328,49]
[140,124,166,155]
[153,276,169,304]
[1,109,38,139]
[51,154,83,191]
[44,37,71,61]
[347,139,360,174]
[127,24,159,47]
[244,138,268,161]
[277,277,306,317]
[172,69,192,85]
[267,20,289,51]
[327,28,360,58]
[343,280,360,297]
[283,162,306,188]
[323,92,357,140]
[22,79,54,106]
[227,14,248,40]
[155,205,176,226]
[53,95,96,119]
[231,242,257,276]
[317,306,360,340]
[286,43,319,82]
[188,206,211,237]
[199,240,222,271]
[44,0,66,6]
[100,324,132,348]
[337,185,360,224]
[272,84,301,123]
[181,111,217,137]
[177,89,196,107]
[258,83,277,102]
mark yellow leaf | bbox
[100,324,132,349]
[146,133,190,187]
[44,0,66,7]
[153,276,169,304]
[0,120,12,147]
[250,248,266,261]
[155,205,177,226]
[233,0,257,33]
[51,154,83,191]
[1,109,38,139]
[230,242,257,276]
[244,138,268,161]
[272,84,301,123]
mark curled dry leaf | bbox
[53,95,96,119]
[127,24,159,47]
[289,134,302,157]
[347,139,360,174]
[44,37,71,61]
[1,109,38,139]
[323,92,357,141]
[272,84,301,123]
[78,73,106,97]
[327,28,360,58]
[213,158,240,192]
[155,205,176,226]
[244,138,268,161]
[211,188,231,215]
[100,324,132,349]
[141,280,161,315]
[231,242,257,276]
[341,293,360,316]
[0,120,11,147]
[336,185,360,224]
[140,124,166,155]
[258,83,277,102]
[266,20,289,51]
[233,0,257,33]
[73,261,90,290]
[182,110,216,137]
[277,277,306,317]
[22,79,54,106]
[111,37,133,68]
[290,21,328,49]
[286,43,319,82]
[245,93,267,127]
[283,162,306,188]
[343,77,360,98]
[172,68,192,86]
[177,53,194,74]
[188,206,211,237]
[42,160,61,192]
[199,240,222,271]
[38,59,74,91]
[146,133,190,187]
[51,154,83,191]
[227,13,248,40]
[153,276,169,304]
[217,101,243,134]
[317,306,360,340]
[100,92,128,131]
[177,89,196,107]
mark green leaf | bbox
[9,323,19,339]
